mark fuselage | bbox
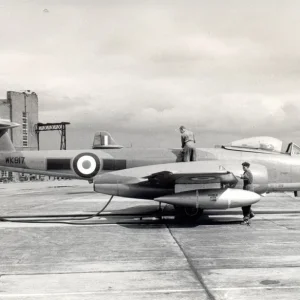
[0,147,299,192]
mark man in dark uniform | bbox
[240,162,255,225]
[179,126,197,162]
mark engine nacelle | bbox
[94,181,173,199]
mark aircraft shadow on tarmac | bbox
[106,204,299,216]
[98,204,244,228]
[100,204,300,228]
[116,216,243,229]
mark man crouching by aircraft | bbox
[179,125,197,162]
[240,162,255,225]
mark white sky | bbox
[0,0,300,149]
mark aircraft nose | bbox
[220,188,261,208]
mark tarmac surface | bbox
[0,180,300,300]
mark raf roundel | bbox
[73,153,101,178]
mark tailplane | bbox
[92,131,124,149]
[0,119,19,152]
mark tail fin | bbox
[0,119,19,152]
[92,131,124,149]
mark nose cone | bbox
[219,188,261,208]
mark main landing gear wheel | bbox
[174,206,204,221]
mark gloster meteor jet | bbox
[1,120,300,218]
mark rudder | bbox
[92,131,123,149]
[0,120,19,152]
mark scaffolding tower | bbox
[35,122,70,150]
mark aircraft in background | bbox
[1,119,300,218]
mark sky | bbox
[0,0,300,150]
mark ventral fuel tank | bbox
[155,188,261,209]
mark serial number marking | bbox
[209,193,218,201]
[5,157,25,164]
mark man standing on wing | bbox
[179,126,197,162]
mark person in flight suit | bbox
[179,126,197,162]
[240,162,255,225]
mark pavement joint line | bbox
[190,266,300,270]
[260,216,292,230]
[191,257,300,261]
[211,286,300,291]
[1,286,296,296]
[0,269,192,276]
[0,289,205,297]
[176,242,300,246]
[165,223,217,300]
[0,260,186,267]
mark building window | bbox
[1,170,8,177]
[22,112,28,147]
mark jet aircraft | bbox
[1,120,300,218]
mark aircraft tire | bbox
[174,206,203,221]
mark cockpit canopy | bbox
[230,136,282,152]
[222,136,283,153]
[221,136,300,156]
